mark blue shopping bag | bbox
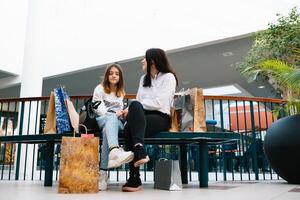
[54,87,71,133]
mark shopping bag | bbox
[171,88,206,132]
[154,159,182,191]
[44,92,56,134]
[54,87,72,133]
[79,124,94,138]
[169,107,180,132]
[193,88,206,132]
[58,135,99,193]
[65,99,79,133]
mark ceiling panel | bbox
[0,36,281,99]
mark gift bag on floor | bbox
[58,134,99,193]
[154,159,182,191]
[171,88,206,132]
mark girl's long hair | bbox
[102,63,125,97]
[143,48,178,87]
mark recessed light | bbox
[203,85,241,95]
[222,52,234,57]
[258,85,265,89]
[182,81,190,85]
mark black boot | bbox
[122,161,142,192]
[122,175,142,192]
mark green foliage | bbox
[236,7,300,115]
[259,59,300,92]
[237,7,300,80]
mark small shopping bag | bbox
[154,159,182,191]
[44,92,56,134]
[65,98,79,133]
[58,134,99,193]
[169,107,180,132]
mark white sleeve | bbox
[139,74,176,110]
[92,85,108,115]
[136,76,144,102]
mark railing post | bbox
[15,101,25,180]
[249,101,258,180]
[219,100,224,132]
[222,145,227,181]
[219,100,228,180]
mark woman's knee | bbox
[129,101,143,111]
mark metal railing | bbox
[0,95,287,182]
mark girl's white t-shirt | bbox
[92,84,124,116]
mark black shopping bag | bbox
[154,159,182,191]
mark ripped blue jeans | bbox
[96,113,124,170]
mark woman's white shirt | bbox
[136,72,176,115]
[92,84,124,116]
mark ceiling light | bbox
[203,85,241,95]
[258,85,265,89]
[222,52,234,57]
[182,81,190,85]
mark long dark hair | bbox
[102,63,125,97]
[143,48,178,87]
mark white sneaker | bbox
[99,170,109,191]
[107,148,134,169]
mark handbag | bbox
[58,131,99,193]
[154,159,182,191]
[79,97,101,133]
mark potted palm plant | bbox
[237,7,300,183]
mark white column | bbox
[16,0,43,180]
[20,0,43,98]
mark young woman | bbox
[122,48,178,192]
[93,63,134,191]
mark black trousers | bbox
[124,101,170,177]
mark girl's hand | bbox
[122,109,128,118]
[116,110,124,117]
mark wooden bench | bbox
[0,131,239,188]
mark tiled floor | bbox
[1,180,300,200]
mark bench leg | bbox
[198,142,208,187]
[44,142,54,186]
[222,145,227,181]
[180,145,188,184]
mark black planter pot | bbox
[264,114,300,184]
